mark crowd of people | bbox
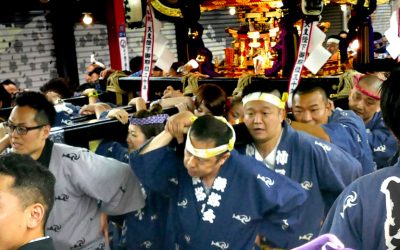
[0,53,398,250]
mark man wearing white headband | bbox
[347,74,397,169]
[291,83,376,175]
[326,35,340,61]
[236,81,362,247]
[130,114,308,249]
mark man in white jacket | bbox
[1,91,145,250]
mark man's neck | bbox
[202,166,223,188]
[35,139,54,168]
[20,231,46,247]
[202,175,216,188]
[363,115,374,125]
[254,129,282,159]
[31,147,45,161]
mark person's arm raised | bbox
[140,110,196,154]
[139,131,174,155]
[128,97,147,112]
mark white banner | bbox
[141,4,155,102]
[385,10,400,60]
[288,21,313,107]
[119,26,130,71]
[288,21,330,107]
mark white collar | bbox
[29,236,50,243]
[254,130,283,169]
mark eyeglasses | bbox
[3,121,47,136]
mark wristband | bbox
[88,91,98,98]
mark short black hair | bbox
[40,77,74,99]
[153,66,162,72]
[0,84,12,108]
[0,153,55,225]
[14,91,56,127]
[190,115,232,149]
[91,66,105,75]
[1,79,17,86]
[171,61,184,71]
[292,84,328,103]
[129,56,143,73]
[380,66,400,140]
[242,80,282,98]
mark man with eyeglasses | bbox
[0,91,145,250]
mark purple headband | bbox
[129,114,169,126]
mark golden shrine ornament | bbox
[150,0,183,17]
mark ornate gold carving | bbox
[150,0,183,17]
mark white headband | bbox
[242,92,288,109]
[327,38,340,44]
[185,116,236,159]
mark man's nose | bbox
[186,155,197,167]
[10,128,20,137]
[301,111,313,123]
[253,113,263,123]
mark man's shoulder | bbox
[51,143,116,163]
[328,109,368,138]
[229,150,282,176]
[366,112,385,129]
[52,143,86,154]
[331,108,364,125]
[348,162,400,191]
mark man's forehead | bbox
[353,88,380,101]
[294,90,325,102]
[358,80,380,92]
[9,106,37,123]
[244,99,277,109]
[354,81,381,101]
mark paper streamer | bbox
[141,4,155,102]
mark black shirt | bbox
[37,139,54,168]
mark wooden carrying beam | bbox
[0,92,109,121]
[118,76,340,101]
[51,105,178,149]
[51,118,129,149]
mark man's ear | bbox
[26,203,45,229]
[218,152,231,166]
[42,124,51,139]
[327,99,334,113]
[348,88,355,102]
[279,108,287,122]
